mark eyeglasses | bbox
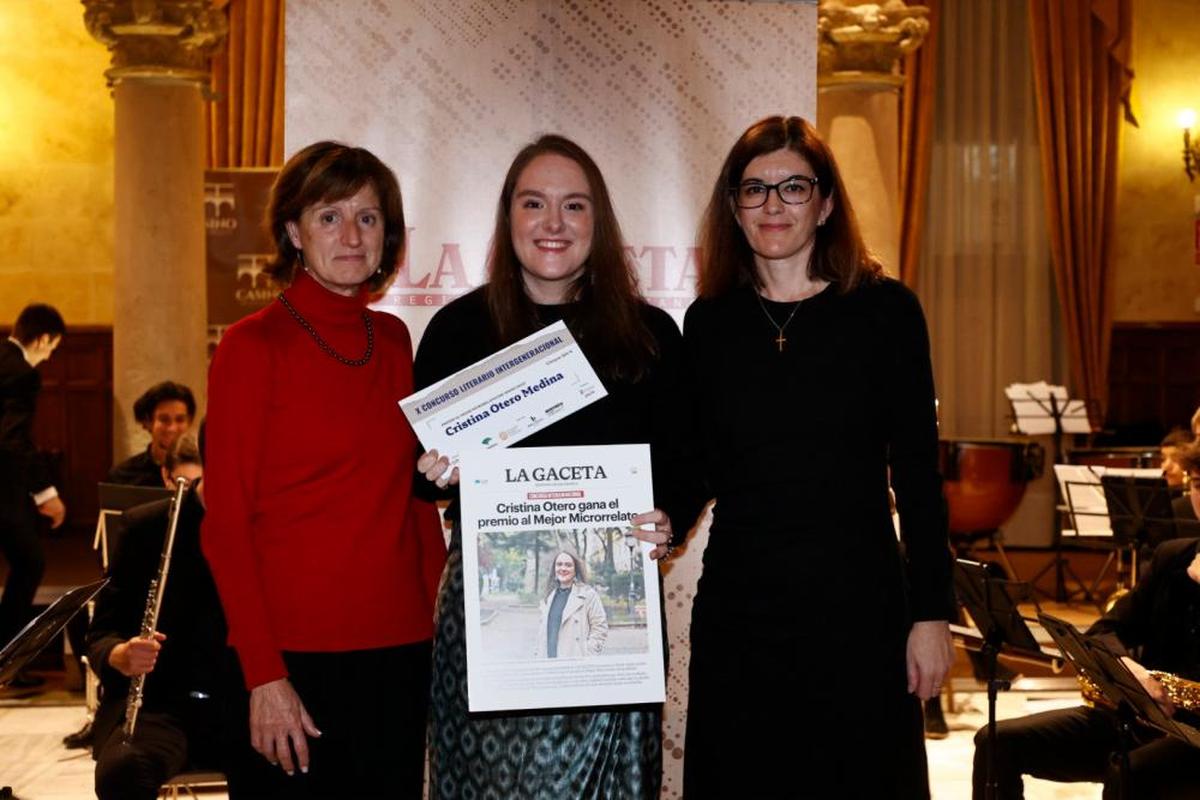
[729,175,819,209]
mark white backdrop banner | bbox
[287,2,816,796]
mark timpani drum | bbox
[939,438,1045,534]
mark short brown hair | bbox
[697,116,882,298]
[265,141,406,293]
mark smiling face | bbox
[734,148,833,273]
[145,399,192,459]
[554,552,577,587]
[285,183,384,296]
[510,153,595,304]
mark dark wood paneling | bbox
[1107,323,1200,442]
[2,325,113,536]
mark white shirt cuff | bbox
[32,486,59,506]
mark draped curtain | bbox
[916,0,1066,438]
[1027,0,1135,427]
[898,0,939,288]
[206,0,286,168]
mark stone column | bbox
[816,0,929,277]
[83,1,226,460]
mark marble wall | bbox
[0,1,114,326]
[1112,0,1200,322]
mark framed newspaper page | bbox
[458,444,665,712]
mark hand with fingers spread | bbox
[250,678,322,776]
[906,620,954,701]
[629,509,675,560]
[417,449,459,489]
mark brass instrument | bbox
[122,476,189,742]
[1079,670,1200,713]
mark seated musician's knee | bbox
[95,741,165,800]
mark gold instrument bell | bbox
[1079,670,1200,712]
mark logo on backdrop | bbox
[205,170,279,334]
[376,233,698,312]
[204,182,238,233]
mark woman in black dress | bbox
[681,116,955,798]
[414,134,696,799]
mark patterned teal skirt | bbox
[428,535,662,800]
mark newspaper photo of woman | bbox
[534,551,608,658]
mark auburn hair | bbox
[697,116,882,298]
[485,134,656,382]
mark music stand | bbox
[1038,613,1200,799]
[94,483,171,570]
[0,580,107,687]
[954,559,1042,800]
[1100,474,1180,576]
[1006,382,1097,603]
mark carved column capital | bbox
[82,0,227,87]
[817,0,930,91]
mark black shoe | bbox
[923,695,949,740]
[6,672,44,690]
[62,720,93,750]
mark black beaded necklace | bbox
[277,291,374,367]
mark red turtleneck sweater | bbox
[202,270,446,689]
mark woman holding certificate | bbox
[680,116,954,798]
[415,134,693,799]
[203,142,445,797]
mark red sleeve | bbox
[201,321,287,689]
[409,497,447,614]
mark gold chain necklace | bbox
[754,291,803,353]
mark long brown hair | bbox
[485,134,656,382]
[697,116,881,298]
[265,141,406,293]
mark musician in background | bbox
[1160,430,1200,542]
[88,428,252,800]
[1160,428,1193,491]
[108,381,195,486]
[0,303,66,688]
[972,534,1200,799]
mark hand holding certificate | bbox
[400,321,607,471]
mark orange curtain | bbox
[206,0,285,168]
[898,0,939,289]
[1027,0,1134,426]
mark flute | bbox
[123,476,189,742]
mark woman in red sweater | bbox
[202,142,445,798]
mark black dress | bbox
[414,288,695,800]
[680,279,954,799]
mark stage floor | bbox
[0,691,1102,799]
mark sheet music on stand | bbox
[1053,465,1163,539]
[1006,382,1091,435]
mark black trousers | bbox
[237,641,433,799]
[973,704,1200,799]
[95,711,191,800]
[0,474,44,648]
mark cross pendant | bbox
[775,333,787,352]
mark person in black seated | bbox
[107,381,195,486]
[88,427,253,800]
[972,536,1200,799]
[1161,429,1198,529]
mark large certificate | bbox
[399,321,606,467]
[459,444,665,712]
